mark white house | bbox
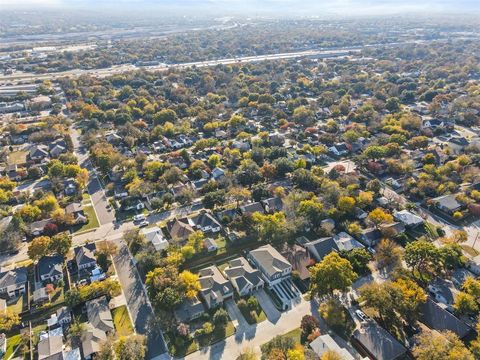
[141,226,169,252]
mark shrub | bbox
[247,296,259,310]
[213,308,229,326]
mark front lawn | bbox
[7,293,26,315]
[282,327,302,344]
[8,151,28,165]
[73,205,99,234]
[165,332,199,357]
[197,321,235,347]
[237,296,267,325]
[5,333,22,359]
[112,306,134,336]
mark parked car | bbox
[137,220,149,227]
[355,309,369,322]
[133,214,146,223]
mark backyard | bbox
[73,205,99,234]
[112,305,134,337]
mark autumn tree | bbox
[309,252,357,298]
[0,310,20,331]
[115,335,146,360]
[367,208,393,228]
[375,238,403,270]
[413,330,474,360]
[28,236,51,261]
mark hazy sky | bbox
[1,0,479,15]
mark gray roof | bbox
[353,321,407,360]
[168,218,195,240]
[174,296,205,323]
[261,197,284,213]
[74,243,96,267]
[309,334,354,360]
[249,244,291,278]
[0,267,27,289]
[198,266,233,308]
[37,254,63,280]
[305,237,339,262]
[191,212,221,229]
[239,202,265,215]
[393,210,424,227]
[224,257,263,292]
[86,296,114,333]
[419,298,472,339]
[38,335,63,360]
[433,194,463,212]
[82,324,107,359]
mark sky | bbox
[1,0,479,15]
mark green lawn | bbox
[197,321,235,347]
[282,328,302,344]
[73,205,99,234]
[165,332,199,357]
[5,333,22,359]
[8,151,28,165]
[238,300,267,325]
[112,306,134,337]
[7,293,26,315]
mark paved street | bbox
[112,239,168,359]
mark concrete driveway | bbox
[225,299,249,329]
[255,289,281,323]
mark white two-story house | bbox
[247,244,292,287]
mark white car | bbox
[355,309,369,322]
[137,220,149,228]
[133,214,146,223]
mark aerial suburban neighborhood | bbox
[0,2,479,360]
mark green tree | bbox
[413,330,474,360]
[115,335,146,360]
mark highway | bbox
[0,47,362,83]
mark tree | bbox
[213,308,229,327]
[413,330,474,360]
[76,168,89,190]
[237,347,257,360]
[0,310,20,331]
[252,212,293,245]
[115,335,146,360]
[69,320,86,347]
[321,351,343,360]
[153,109,177,125]
[187,231,205,253]
[49,232,72,257]
[286,348,304,360]
[297,198,324,229]
[309,252,357,298]
[145,266,185,311]
[367,208,393,228]
[337,196,356,214]
[375,238,403,270]
[339,248,372,275]
[28,236,51,261]
[300,315,318,337]
[453,292,478,315]
[319,298,347,328]
[228,187,252,208]
[179,270,201,299]
[65,288,82,307]
[261,335,296,360]
[123,229,145,254]
[404,240,442,281]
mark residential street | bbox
[112,239,168,359]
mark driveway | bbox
[225,299,249,329]
[112,239,167,358]
[254,289,281,323]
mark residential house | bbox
[198,266,234,309]
[309,334,355,360]
[29,218,52,236]
[281,245,312,281]
[379,222,406,237]
[0,268,27,298]
[37,255,64,283]
[329,143,349,156]
[82,325,108,360]
[419,298,473,339]
[47,307,72,328]
[63,179,77,196]
[211,167,226,181]
[393,210,424,228]
[248,244,292,287]
[223,257,264,296]
[305,237,339,262]
[74,244,97,271]
[38,334,63,360]
[204,238,218,252]
[174,296,205,323]
[86,296,114,333]
[432,194,465,216]
[239,202,265,216]
[352,321,407,360]
[140,226,169,252]
[65,203,87,224]
[27,95,52,111]
[29,145,49,163]
[189,212,222,234]
[33,287,49,305]
[360,228,382,247]
[168,218,195,242]
[261,197,283,214]
[333,232,365,252]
